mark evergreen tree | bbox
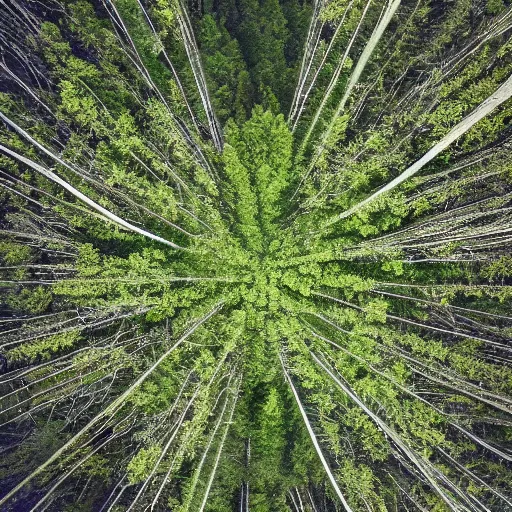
[1,0,512,510]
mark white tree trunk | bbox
[279,353,354,512]
[328,73,512,225]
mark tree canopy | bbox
[1,0,512,510]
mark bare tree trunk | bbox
[0,303,223,509]
[326,73,512,226]
[0,142,183,249]
[279,352,354,512]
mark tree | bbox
[1,0,512,510]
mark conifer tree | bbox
[1,0,512,510]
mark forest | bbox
[0,0,512,510]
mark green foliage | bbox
[221,106,293,251]
[1,1,512,511]
[127,445,162,484]
[6,285,52,314]
[7,331,80,363]
[0,241,33,265]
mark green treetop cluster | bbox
[1,0,512,511]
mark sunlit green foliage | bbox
[0,0,511,511]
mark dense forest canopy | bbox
[0,0,512,510]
